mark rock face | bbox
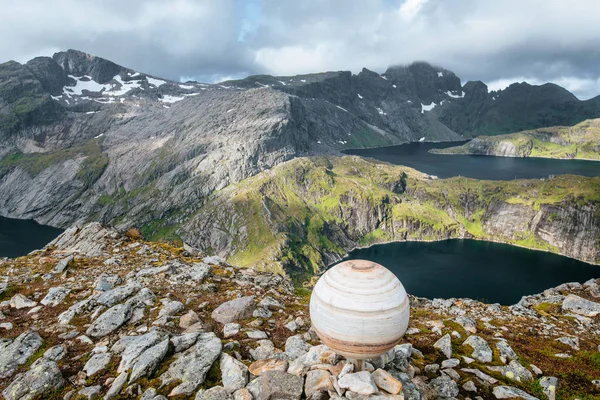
[211,296,256,324]
[0,223,599,399]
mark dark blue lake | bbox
[344,141,600,179]
[338,239,599,305]
[0,216,63,258]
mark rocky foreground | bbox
[0,223,599,400]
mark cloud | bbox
[1,0,599,99]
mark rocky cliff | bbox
[1,49,599,235]
[0,223,599,399]
[432,119,600,160]
[179,157,600,276]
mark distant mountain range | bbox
[0,49,599,237]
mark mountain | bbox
[432,118,600,160]
[1,224,599,399]
[0,49,599,253]
[179,156,600,277]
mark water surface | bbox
[337,239,599,305]
[0,216,63,258]
[344,141,600,180]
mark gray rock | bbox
[2,360,64,400]
[224,323,241,338]
[9,294,37,309]
[463,335,493,363]
[441,358,460,369]
[187,263,212,282]
[86,302,132,337]
[556,336,579,350]
[136,265,172,277]
[261,371,304,400]
[539,376,558,400]
[253,307,273,319]
[140,388,167,400]
[488,360,534,382]
[463,380,477,392]
[461,368,499,384]
[430,375,459,398]
[43,344,67,361]
[246,377,262,400]
[112,330,164,373]
[197,386,232,400]
[492,385,539,400]
[96,281,141,307]
[305,370,334,398]
[220,352,249,393]
[496,340,518,362]
[160,332,222,396]
[259,296,285,310]
[0,330,43,378]
[424,364,440,374]
[562,294,600,317]
[338,371,378,395]
[171,332,200,352]
[83,353,112,377]
[79,385,102,399]
[94,273,123,291]
[233,388,253,400]
[455,316,477,333]
[211,296,256,324]
[40,286,70,307]
[105,371,128,399]
[285,335,311,359]
[247,330,268,339]
[53,255,73,273]
[433,334,452,359]
[130,338,170,383]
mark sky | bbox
[2,0,600,99]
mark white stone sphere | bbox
[309,259,410,360]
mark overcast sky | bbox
[2,0,600,99]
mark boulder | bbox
[86,302,132,337]
[40,286,70,306]
[562,294,600,317]
[433,334,452,359]
[488,360,533,382]
[496,340,518,363]
[492,385,539,400]
[260,371,304,400]
[160,332,223,396]
[304,370,334,398]
[285,335,312,359]
[224,323,241,338]
[249,358,289,376]
[9,294,37,309]
[372,368,403,394]
[430,375,459,398]
[463,335,493,363]
[129,338,170,383]
[338,371,378,395]
[105,371,128,400]
[197,386,232,400]
[83,353,112,377]
[112,330,164,373]
[540,376,558,400]
[211,296,256,324]
[220,353,249,393]
[2,360,64,400]
[0,330,43,378]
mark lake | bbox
[337,239,599,305]
[0,216,64,258]
[344,141,600,180]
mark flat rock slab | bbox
[2,360,64,400]
[212,296,255,324]
[562,294,600,317]
[261,371,304,400]
[0,330,43,378]
[493,385,539,400]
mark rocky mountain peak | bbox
[52,49,128,83]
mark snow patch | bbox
[65,75,111,95]
[446,90,465,99]
[392,84,397,88]
[161,95,185,104]
[357,93,363,99]
[277,81,287,86]
[226,108,234,113]
[85,111,97,115]
[255,81,269,87]
[437,72,443,77]
[147,77,167,87]
[381,75,388,80]
[179,84,195,89]
[336,105,348,112]
[407,100,412,103]
[94,133,104,138]
[421,102,436,113]
[376,107,387,115]
[300,79,306,83]
[317,140,321,144]
[183,93,200,97]
[129,72,140,77]
[419,137,425,142]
